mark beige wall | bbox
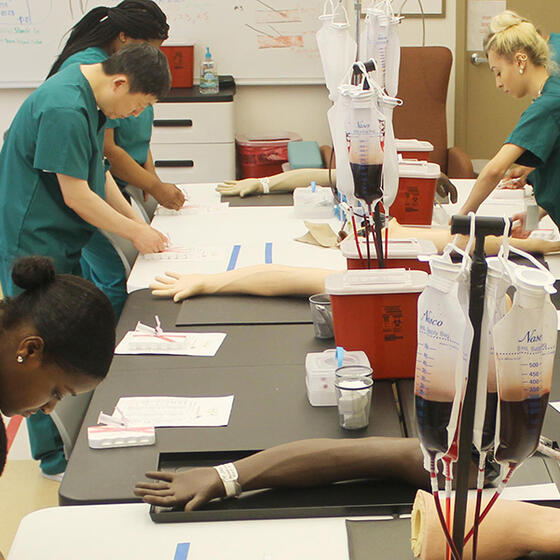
[0,6,457,150]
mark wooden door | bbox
[455,0,559,161]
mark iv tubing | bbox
[365,214,372,269]
[471,451,487,560]
[464,463,516,545]
[351,213,364,260]
[443,457,453,560]
[430,456,461,560]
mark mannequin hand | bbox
[436,173,458,203]
[500,165,533,188]
[133,225,168,254]
[216,178,262,197]
[152,182,185,210]
[134,468,225,511]
[150,271,204,302]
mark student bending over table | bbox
[0,257,115,480]
[149,218,560,302]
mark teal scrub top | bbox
[505,76,560,227]
[0,64,106,267]
[60,47,154,188]
[549,33,560,65]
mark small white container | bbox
[305,349,370,406]
[293,185,334,219]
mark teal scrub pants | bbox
[80,229,127,319]
[0,254,82,476]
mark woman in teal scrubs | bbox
[460,10,560,231]
[0,43,170,477]
[48,0,185,317]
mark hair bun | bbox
[490,10,525,34]
[12,256,56,292]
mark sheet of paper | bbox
[113,395,234,427]
[142,246,225,261]
[115,331,226,356]
[155,202,229,216]
[550,401,560,414]
[467,0,506,51]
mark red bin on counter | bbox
[385,161,441,225]
[236,132,301,178]
[326,269,428,380]
[340,236,436,273]
[160,45,194,88]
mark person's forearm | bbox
[143,149,157,176]
[105,172,143,223]
[268,169,337,193]
[105,143,160,194]
[234,437,428,491]
[460,163,503,215]
[58,174,142,241]
[200,264,335,297]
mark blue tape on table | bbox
[265,242,272,264]
[174,542,190,560]
[227,244,241,271]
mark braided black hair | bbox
[48,0,169,78]
[0,256,116,381]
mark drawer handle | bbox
[153,119,193,127]
[154,160,194,168]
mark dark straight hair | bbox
[48,0,169,78]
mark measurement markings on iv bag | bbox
[382,305,403,341]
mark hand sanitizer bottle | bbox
[200,46,219,94]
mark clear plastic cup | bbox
[309,293,334,339]
[335,365,373,381]
[335,375,373,430]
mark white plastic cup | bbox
[335,375,373,430]
[309,293,334,339]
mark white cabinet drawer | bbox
[152,142,235,183]
[152,102,234,144]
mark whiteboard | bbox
[0,0,329,87]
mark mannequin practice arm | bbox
[150,264,336,302]
[135,437,428,510]
[387,219,560,255]
[412,489,560,560]
[216,169,336,197]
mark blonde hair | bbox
[484,10,557,73]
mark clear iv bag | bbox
[365,1,401,97]
[493,265,557,467]
[415,254,472,463]
[316,1,357,102]
[347,95,385,207]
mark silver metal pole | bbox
[354,0,361,59]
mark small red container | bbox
[326,269,428,380]
[161,45,194,88]
[395,139,434,162]
[340,236,436,273]
[386,161,440,225]
[236,132,302,178]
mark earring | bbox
[519,67,525,74]
[16,355,23,363]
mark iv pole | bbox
[449,215,512,559]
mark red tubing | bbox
[464,464,516,545]
[351,214,363,260]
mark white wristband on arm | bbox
[259,177,270,194]
[213,462,242,498]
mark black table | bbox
[60,291,403,505]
